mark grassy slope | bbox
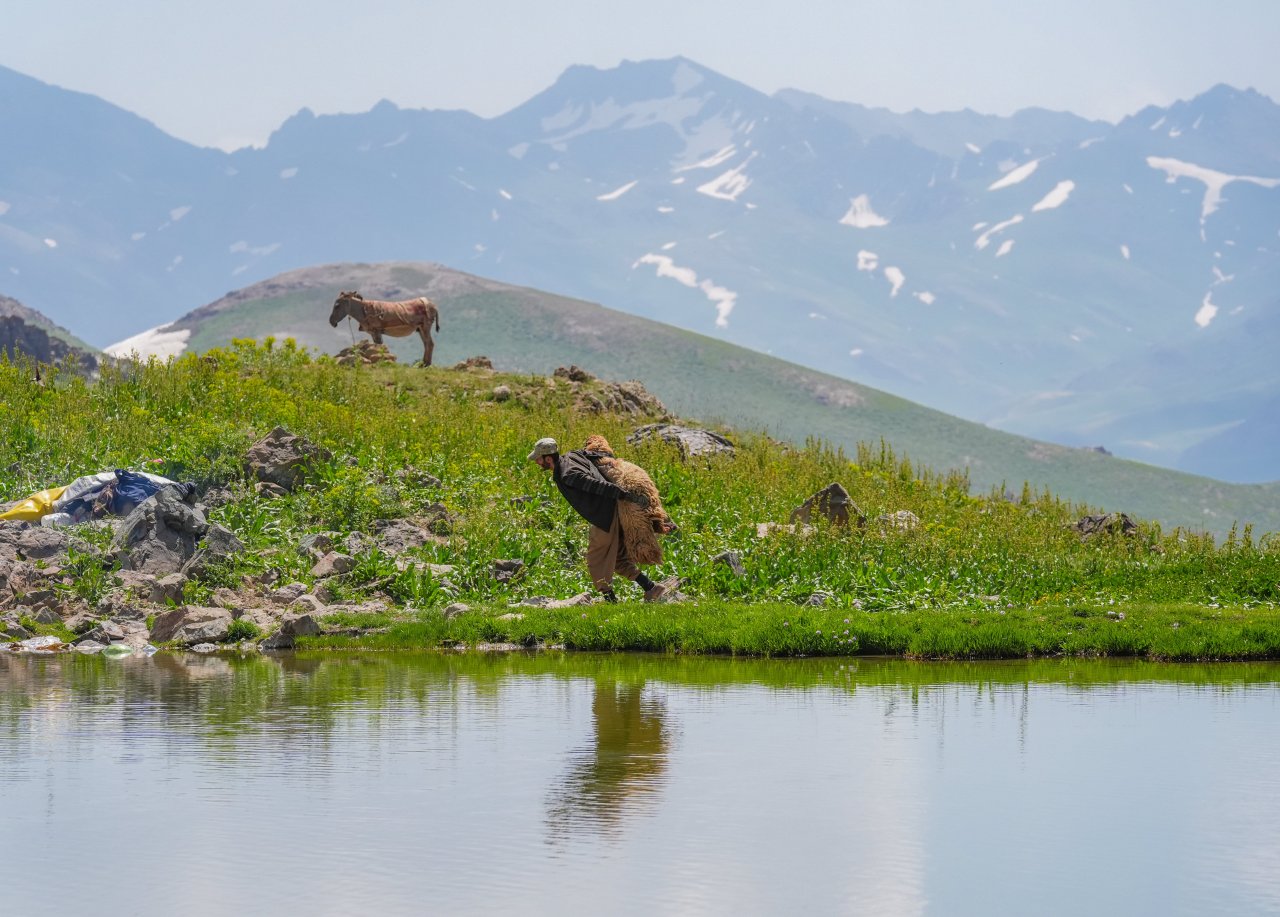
[4,342,1279,659]
[170,262,1280,537]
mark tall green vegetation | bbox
[2,342,1278,625]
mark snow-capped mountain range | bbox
[1,57,1277,481]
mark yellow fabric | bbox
[0,485,68,521]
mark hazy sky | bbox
[4,0,1278,151]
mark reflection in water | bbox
[545,679,670,842]
[1,652,1278,917]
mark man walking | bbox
[529,437,667,603]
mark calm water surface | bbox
[2,651,1278,916]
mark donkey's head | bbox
[329,290,363,327]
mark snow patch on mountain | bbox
[1146,156,1280,222]
[43,238,57,249]
[280,168,298,180]
[169,205,192,222]
[857,250,879,271]
[676,145,737,172]
[1121,244,1131,260]
[633,253,738,327]
[840,194,890,228]
[965,142,981,154]
[697,153,757,201]
[0,201,9,216]
[989,159,1041,191]
[507,142,529,160]
[1032,180,1075,211]
[499,189,513,200]
[1195,292,1219,328]
[597,180,639,201]
[884,266,905,296]
[975,215,1024,250]
[997,239,1015,257]
[105,325,191,360]
[913,291,936,305]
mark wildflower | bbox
[782,621,790,627]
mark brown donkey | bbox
[329,290,441,365]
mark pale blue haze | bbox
[2,0,1279,150]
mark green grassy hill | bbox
[4,339,1279,658]
[158,261,1280,537]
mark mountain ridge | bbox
[1,57,1277,482]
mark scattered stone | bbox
[189,643,219,654]
[628,423,733,458]
[806,592,833,606]
[492,559,526,583]
[335,341,396,366]
[3,621,32,639]
[875,510,920,532]
[496,612,526,621]
[1106,610,1126,621]
[443,603,470,619]
[577,381,668,417]
[373,518,443,554]
[28,606,62,625]
[153,572,188,604]
[343,532,374,556]
[288,594,327,615]
[244,426,331,493]
[298,532,337,560]
[149,607,233,645]
[492,384,511,402]
[182,525,246,580]
[311,581,339,605]
[63,612,100,634]
[259,631,294,651]
[452,355,493,371]
[791,483,864,527]
[74,640,106,654]
[1073,513,1138,538]
[279,612,321,638]
[310,551,355,578]
[79,620,125,644]
[267,582,308,605]
[0,525,72,562]
[393,468,442,489]
[712,550,746,577]
[649,575,690,604]
[112,487,208,575]
[255,482,289,499]
[553,364,594,382]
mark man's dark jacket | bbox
[553,450,626,531]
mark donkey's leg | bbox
[419,327,434,366]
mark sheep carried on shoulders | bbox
[583,434,675,566]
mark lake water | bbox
[2,651,1278,917]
